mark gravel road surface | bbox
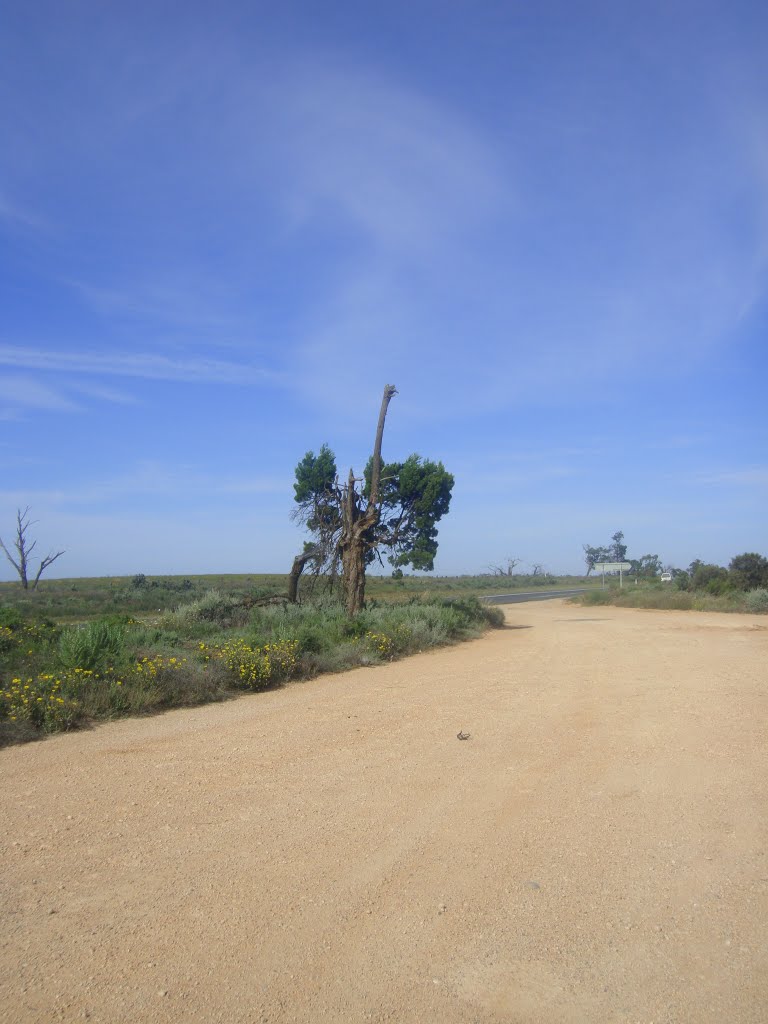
[2,600,766,1024]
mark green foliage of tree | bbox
[688,560,731,594]
[293,444,340,537]
[294,443,337,504]
[674,570,691,591]
[293,451,454,580]
[583,531,627,574]
[582,545,608,574]
[363,454,454,571]
[629,554,663,577]
[610,531,627,562]
[728,552,768,591]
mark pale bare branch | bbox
[1,507,64,589]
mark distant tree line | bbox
[675,553,768,595]
[583,531,662,576]
[583,531,768,593]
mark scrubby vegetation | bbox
[0,582,504,746]
[573,552,768,614]
[0,570,587,623]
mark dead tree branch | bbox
[0,507,65,589]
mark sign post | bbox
[594,561,632,588]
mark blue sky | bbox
[1,0,766,579]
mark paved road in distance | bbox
[484,588,589,604]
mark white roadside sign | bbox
[594,561,633,588]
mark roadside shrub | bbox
[293,623,327,654]
[476,601,505,628]
[301,641,367,676]
[365,631,394,659]
[197,638,298,689]
[62,656,231,720]
[0,622,59,671]
[616,590,694,611]
[340,612,372,640]
[578,590,615,606]
[572,584,768,614]
[388,623,414,655]
[743,589,768,613]
[58,621,126,672]
[161,589,249,632]
[1,586,504,743]
[1,673,80,732]
[691,591,743,612]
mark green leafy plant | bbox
[58,621,126,672]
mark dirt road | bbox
[1,601,766,1024]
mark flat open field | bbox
[1,600,766,1024]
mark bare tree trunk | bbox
[287,547,319,604]
[341,538,367,618]
[339,385,397,616]
[287,555,306,605]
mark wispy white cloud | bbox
[268,53,768,417]
[0,190,48,231]
[0,345,279,386]
[277,62,508,257]
[69,381,140,405]
[0,374,81,414]
[0,461,290,509]
[695,467,768,486]
[257,63,517,417]
[63,278,247,333]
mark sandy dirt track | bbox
[1,600,767,1024]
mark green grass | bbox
[0,574,510,746]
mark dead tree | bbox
[487,557,521,576]
[338,384,397,616]
[0,507,65,589]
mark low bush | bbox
[614,590,694,611]
[59,620,126,673]
[0,672,80,732]
[577,590,616,606]
[0,606,25,631]
[198,638,298,690]
[159,589,250,632]
[743,588,768,613]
